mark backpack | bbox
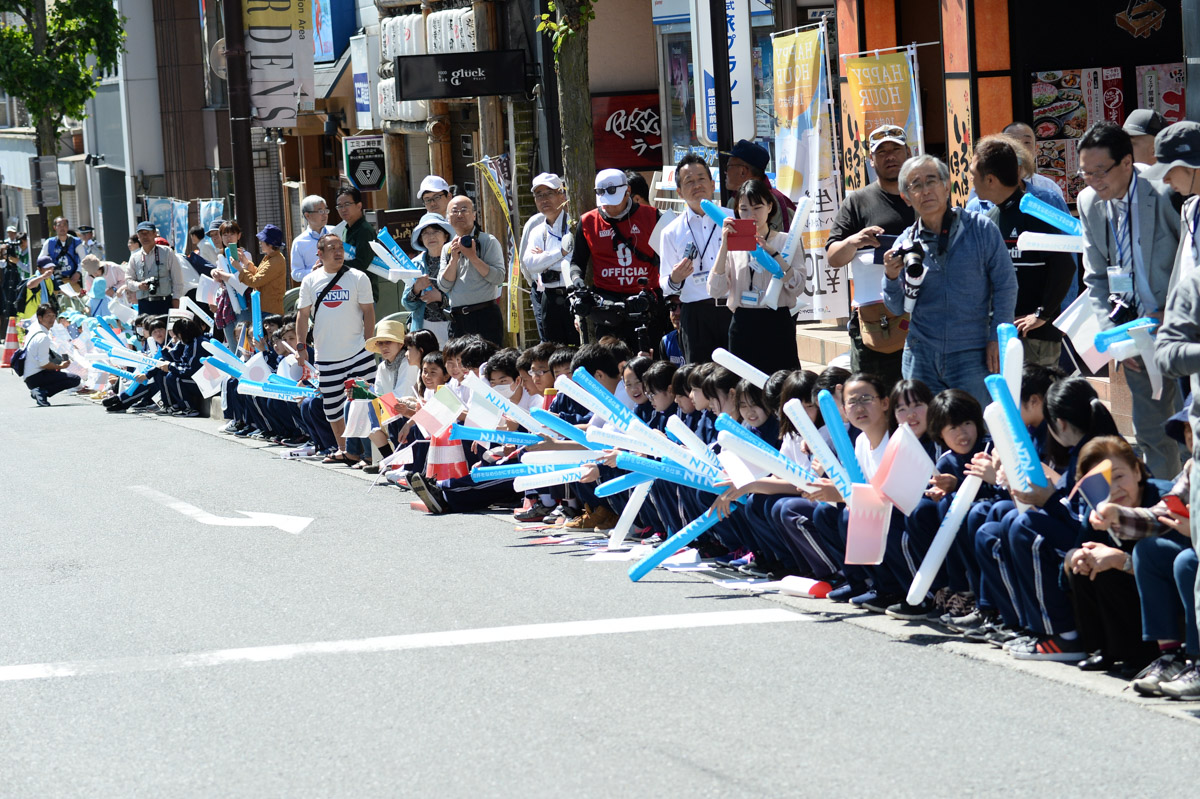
[10,345,27,377]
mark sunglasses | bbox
[594,184,627,198]
[869,125,906,146]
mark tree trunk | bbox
[554,10,594,224]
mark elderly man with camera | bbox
[882,155,1017,407]
[126,221,178,315]
[437,194,506,345]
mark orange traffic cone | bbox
[0,317,17,368]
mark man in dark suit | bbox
[1078,121,1182,478]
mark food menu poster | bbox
[1031,68,1125,204]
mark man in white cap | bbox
[418,175,454,218]
[5,225,18,247]
[569,168,662,349]
[519,172,576,344]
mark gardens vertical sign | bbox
[244,0,314,125]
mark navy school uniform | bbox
[162,335,206,411]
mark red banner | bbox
[591,92,663,171]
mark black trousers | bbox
[25,369,82,398]
[729,306,799,375]
[449,303,505,347]
[531,287,578,346]
[679,300,733,363]
[1066,566,1158,666]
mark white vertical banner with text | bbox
[688,0,755,146]
[773,24,846,321]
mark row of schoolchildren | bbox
[398,342,1200,701]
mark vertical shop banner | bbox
[1031,68,1125,204]
[200,199,225,233]
[244,0,311,125]
[172,201,190,253]
[474,156,521,338]
[688,0,754,145]
[1135,63,1185,123]
[350,35,374,129]
[841,49,922,194]
[145,198,174,240]
[944,80,973,207]
[773,25,846,322]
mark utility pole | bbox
[221,0,258,258]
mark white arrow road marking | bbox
[130,485,313,535]
[0,609,808,683]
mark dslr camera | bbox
[146,276,160,296]
[893,241,925,272]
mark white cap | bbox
[531,172,564,192]
[594,168,628,207]
[167,308,194,322]
[418,175,452,198]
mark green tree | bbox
[537,0,595,223]
[0,0,125,156]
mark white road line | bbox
[0,609,807,683]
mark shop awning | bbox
[0,130,38,190]
[315,48,352,100]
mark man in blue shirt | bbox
[38,217,81,278]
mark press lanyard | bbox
[543,214,565,249]
[1105,173,1137,269]
[687,214,717,264]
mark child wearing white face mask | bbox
[485,348,536,410]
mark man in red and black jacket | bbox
[971,135,1077,368]
[570,168,663,350]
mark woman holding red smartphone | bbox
[707,179,804,374]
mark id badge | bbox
[741,290,763,307]
[1107,266,1134,296]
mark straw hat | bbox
[364,319,407,354]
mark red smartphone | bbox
[727,218,759,251]
[1164,494,1190,519]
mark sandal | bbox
[321,452,361,466]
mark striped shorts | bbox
[316,350,376,422]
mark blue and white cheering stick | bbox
[471,461,587,481]
[250,290,264,342]
[713,414,818,490]
[984,374,1049,494]
[817,389,866,484]
[782,398,856,503]
[374,228,426,277]
[91,363,141,382]
[121,341,162,397]
[1094,317,1163,399]
[586,426,663,456]
[1015,231,1084,254]
[448,423,544,447]
[996,322,1023,403]
[628,504,744,582]
[513,466,594,492]
[665,415,723,471]
[528,407,605,450]
[711,347,770,389]
[250,381,320,400]
[612,453,726,495]
[699,199,788,308]
[522,450,609,466]
[462,372,554,437]
[201,356,244,379]
[1018,194,1082,236]
[594,471,654,497]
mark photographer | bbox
[437,195,506,345]
[1078,121,1182,480]
[882,155,1016,407]
[126,221,177,315]
[570,168,663,351]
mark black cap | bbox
[1144,121,1200,181]
[136,221,156,232]
[1124,108,1168,137]
[77,225,95,233]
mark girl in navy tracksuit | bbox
[160,316,206,416]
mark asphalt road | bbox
[2,374,1198,797]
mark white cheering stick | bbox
[712,347,770,388]
[553,375,689,466]
[462,373,554,437]
[1016,231,1084,254]
[665,415,722,471]
[586,426,663,456]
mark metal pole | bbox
[222,0,258,258]
[709,0,733,204]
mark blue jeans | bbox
[1133,534,1199,654]
[902,345,990,409]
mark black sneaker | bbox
[1009,633,1086,662]
[945,608,992,634]
[408,472,447,515]
[30,390,50,407]
[1131,652,1188,696]
[1160,661,1200,700]
[861,592,902,614]
[885,598,936,621]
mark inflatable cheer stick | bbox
[522,449,608,466]
[565,371,697,468]
[242,380,320,400]
[712,347,770,389]
[91,363,140,381]
[818,389,866,484]
[1019,194,1082,236]
[513,466,592,492]
[596,471,654,498]
[629,504,744,582]
[201,356,244,379]
[448,423,543,447]
[985,375,1048,490]
[587,426,663,457]
[699,199,785,279]
[982,403,1032,513]
[716,431,815,492]
[1016,231,1083,254]
[527,407,605,451]
[471,461,583,481]
[608,481,653,550]
[377,228,425,274]
[783,398,856,503]
[997,323,1018,370]
[905,474,984,605]
[997,322,1023,404]
[613,452,725,495]
[251,291,264,342]
[463,372,554,437]
[714,413,817,484]
[1094,317,1158,353]
[665,415,723,471]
